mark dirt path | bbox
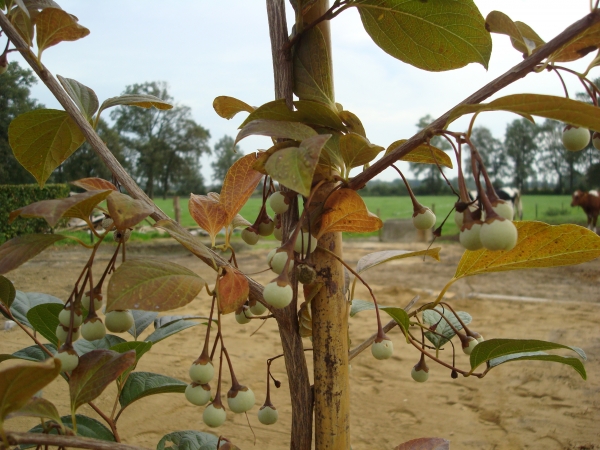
[1,239,599,449]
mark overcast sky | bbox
[9,1,598,183]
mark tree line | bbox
[2,62,598,197]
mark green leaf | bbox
[487,352,586,380]
[0,276,16,309]
[144,319,200,344]
[6,397,64,432]
[35,7,90,59]
[213,95,254,119]
[349,299,410,332]
[0,359,60,427]
[235,119,317,146]
[119,372,186,410]
[69,349,136,413]
[318,132,345,171]
[62,190,113,222]
[339,132,383,171]
[8,109,86,187]
[485,11,544,57]
[264,134,330,196]
[72,335,126,356]
[423,307,472,349]
[11,344,57,362]
[153,314,212,328]
[294,100,346,131]
[57,75,99,119]
[26,303,62,346]
[106,191,154,230]
[127,310,158,339]
[356,248,441,274]
[470,339,587,377]
[339,110,366,137]
[106,259,205,313]
[239,99,297,128]
[110,341,152,362]
[10,291,62,328]
[157,430,219,450]
[386,140,453,168]
[354,0,492,71]
[293,25,334,105]
[97,94,173,118]
[447,94,600,132]
[23,414,115,448]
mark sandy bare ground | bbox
[1,238,599,449]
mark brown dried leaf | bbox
[106,259,206,312]
[62,190,113,221]
[35,8,89,58]
[386,140,453,169]
[106,192,154,230]
[153,219,215,264]
[219,153,263,223]
[303,282,324,303]
[0,234,66,275]
[217,267,249,315]
[356,248,441,274]
[317,188,383,238]
[455,221,600,279]
[188,194,229,247]
[71,177,117,191]
[551,21,600,63]
[213,96,254,120]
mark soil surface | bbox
[2,238,599,450]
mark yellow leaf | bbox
[213,96,254,119]
[550,21,600,63]
[317,188,382,238]
[485,12,544,57]
[454,221,600,279]
[386,140,453,168]
[340,133,383,171]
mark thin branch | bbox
[3,432,148,450]
[348,319,397,361]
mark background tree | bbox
[409,114,452,194]
[110,81,211,198]
[0,62,42,184]
[466,126,508,187]
[211,135,242,191]
[504,118,539,192]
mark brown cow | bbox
[571,190,600,233]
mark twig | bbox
[3,432,147,450]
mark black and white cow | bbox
[468,187,522,220]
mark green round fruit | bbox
[371,339,393,360]
[263,282,293,309]
[258,218,275,237]
[227,387,255,413]
[294,231,317,254]
[562,125,590,152]
[273,226,283,241]
[185,383,211,406]
[459,222,483,251]
[81,318,106,341]
[269,192,289,214]
[241,228,260,245]
[412,207,436,230]
[270,252,290,275]
[189,360,214,384]
[462,336,478,355]
[492,200,513,221]
[82,294,103,311]
[476,334,485,343]
[113,229,131,243]
[411,366,429,383]
[55,349,79,373]
[480,218,518,251]
[249,301,267,316]
[101,217,113,230]
[593,131,600,150]
[258,405,278,425]
[104,310,134,333]
[266,249,277,266]
[56,324,80,343]
[235,306,252,325]
[58,308,83,328]
[203,403,226,428]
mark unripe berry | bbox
[492,200,513,221]
[235,306,252,325]
[55,348,79,373]
[82,293,103,311]
[462,336,478,355]
[371,338,393,360]
[58,308,83,327]
[476,334,485,343]
[185,383,211,406]
[241,227,260,245]
[113,229,131,243]
[269,192,289,214]
[273,226,283,241]
[562,125,590,152]
[270,252,290,275]
[263,281,293,309]
[266,248,277,266]
[104,310,134,333]
[294,231,317,254]
[227,386,255,413]
[593,131,600,150]
[56,324,79,343]
[249,299,267,316]
[258,405,278,425]
[81,317,106,341]
[480,217,518,251]
[459,221,483,251]
[189,360,214,384]
[258,217,275,237]
[203,402,226,428]
[101,217,113,230]
[412,207,436,230]
[411,366,429,383]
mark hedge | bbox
[0,184,71,244]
